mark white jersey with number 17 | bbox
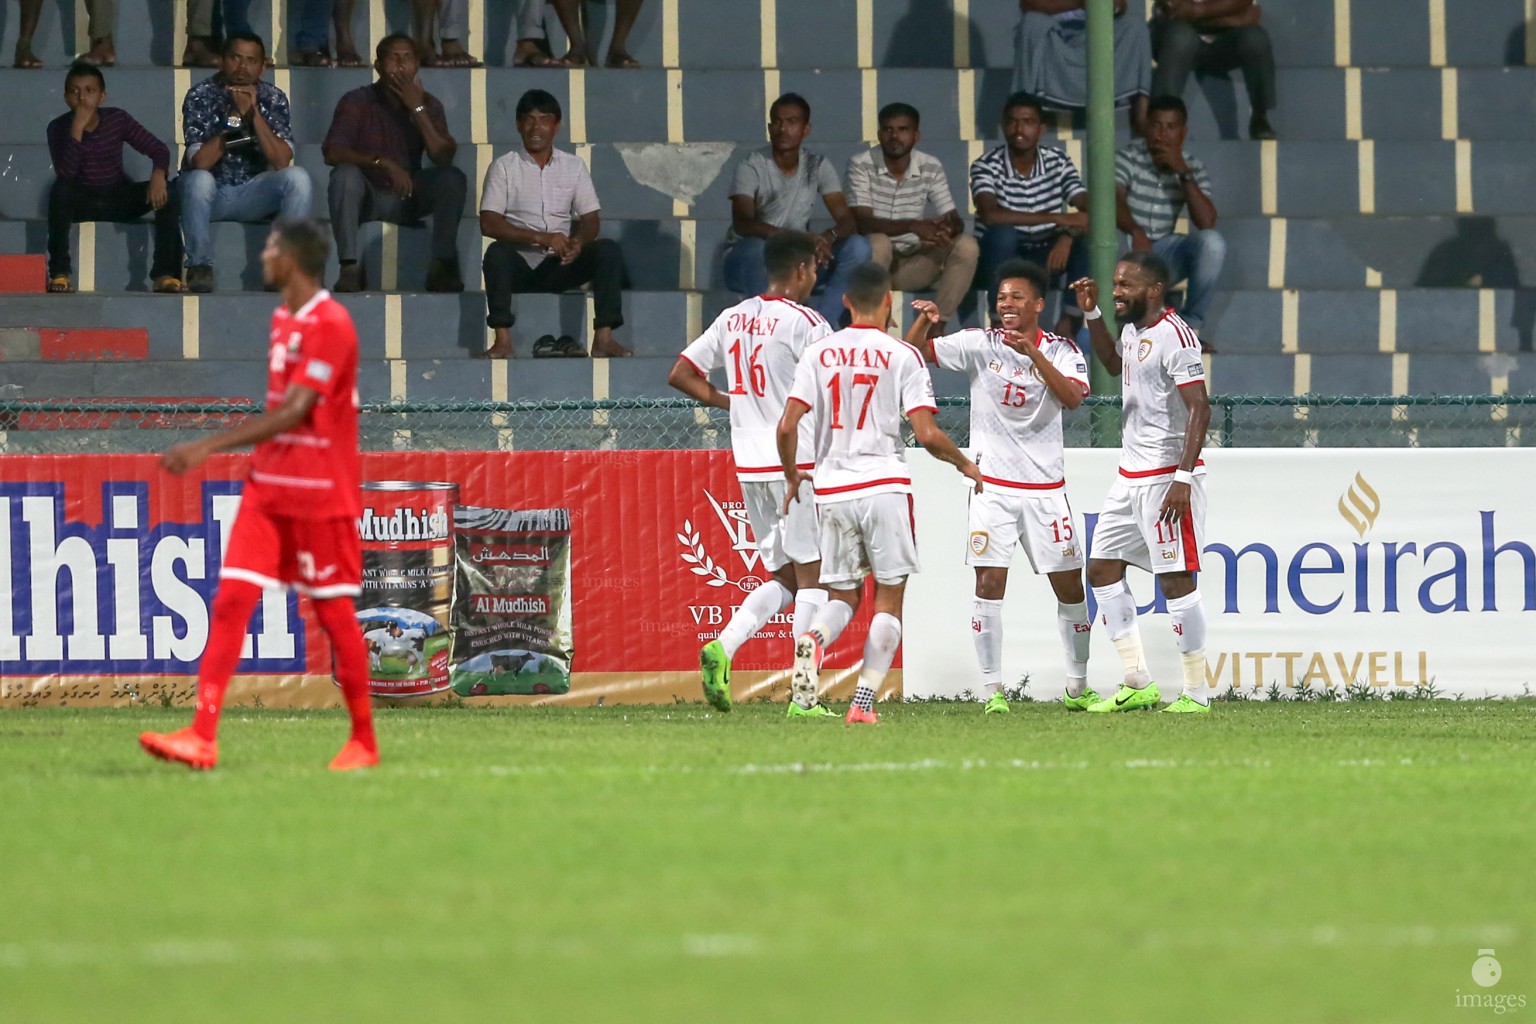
[787,325,937,504]
[1117,308,1207,481]
[679,294,832,482]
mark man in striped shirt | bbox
[45,63,183,294]
[969,92,1091,339]
[1114,96,1223,350]
[847,102,979,337]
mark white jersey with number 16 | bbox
[787,325,937,504]
[679,294,832,482]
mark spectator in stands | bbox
[184,1,256,68]
[323,34,466,293]
[511,0,584,67]
[179,32,311,294]
[969,91,1090,338]
[411,0,482,67]
[523,0,646,67]
[1150,0,1276,139]
[1116,95,1223,350]
[723,93,872,327]
[479,89,631,360]
[46,63,183,293]
[1014,0,1152,136]
[12,0,42,67]
[847,102,978,337]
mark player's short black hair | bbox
[272,218,329,280]
[223,31,267,59]
[878,102,920,127]
[1002,91,1046,121]
[515,88,562,121]
[375,31,416,62]
[764,231,819,280]
[994,259,1048,301]
[844,262,892,312]
[1147,95,1188,123]
[64,61,105,90]
[769,92,811,122]
[1119,250,1172,288]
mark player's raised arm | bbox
[1005,330,1086,410]
[161,384,322,475]
[1159,379,1211,525]
[667,357,729,410]
[904,299,942,363]
[908,407,982,493]
[1072,275,1121,375]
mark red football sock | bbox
[192,580,263,742]
[313,597,376,752]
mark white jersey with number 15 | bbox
[787,325,937,504]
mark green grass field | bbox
[2,700,1533,1023]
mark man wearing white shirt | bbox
[777,263,982,724]
[479,89,630,359]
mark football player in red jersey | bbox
[140,219,378,771]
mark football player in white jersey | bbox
[1072,252,1213,714]
[906,259,1096,714]
[777,263,983,724]
[669,231,839,716]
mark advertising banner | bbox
[0,450,880,706]
[903,448,1536,700]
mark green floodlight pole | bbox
[1086,0,1120,447]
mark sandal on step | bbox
[47,275,75,293]
[531,334,587,358]
[153,276,185,294]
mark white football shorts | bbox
[817,492,920,589]
[966,486,1084,573]
[1088,474,1207,575]
[740,478,819,573]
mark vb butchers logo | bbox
[1457,949,1527,1014]
[676,490,765,592]
[1338,471,1382,538]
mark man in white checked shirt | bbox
[906,259,1096,715]
[777,263,983,725]
[1072,252,1213,714]
[669,231,838,717]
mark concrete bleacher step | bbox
[0,327,148,360]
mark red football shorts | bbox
[219,502,362,599]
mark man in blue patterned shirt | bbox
[179,33,312,293]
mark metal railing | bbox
[1,394,1533,454]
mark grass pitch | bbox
[2,700,1532,1023]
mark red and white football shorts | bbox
[1088,474,1207,576]
[966,487,1084,573]
[219,502,362,598]
[818,492,920,589]
[740,477,820,573]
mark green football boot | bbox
[983,692,1009,715]
[1084,681,1161,713]
[1061,687,1102,712]
[786,700,837,719]
[1161,694,1212,714]
[699,639,732,712]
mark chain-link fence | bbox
[1,395,1533,455]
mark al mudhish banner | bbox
[0,450,882,706]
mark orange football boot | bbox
[844,706,879,725]
[139,727,218,770]
[328,739,380,772]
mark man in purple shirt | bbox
[45,63,183,293]
[322,33,466,293]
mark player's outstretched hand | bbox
[960,459,984,494]
[161,441,210,476]
[910,299,941,324]
[1070,276,1098,315]
[1158,480,1191,525]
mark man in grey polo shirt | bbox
[1115,95,1223,351]
[847,102,978,336]
[722,93,872,326]
[479,88,630,359]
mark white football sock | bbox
[1057,600,1090,697]
[717,580,793,658]
[858,612,902,692]
[807,597,855,648]
[790,587,828,643]
[971,597,1004,696]
[1091,582,1151,688]
[1167,590,1210,705]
